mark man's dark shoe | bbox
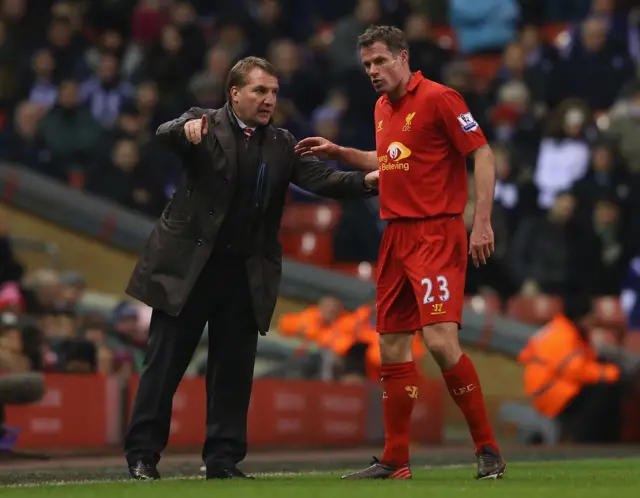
[341,457,412,479]
[128,459,160,480]
[475,446,506,480]
[206,467,254,480]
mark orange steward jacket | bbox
[517,314,621,417]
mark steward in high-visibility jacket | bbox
[518,296,624,443]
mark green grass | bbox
[2,459,639,497]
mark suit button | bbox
[226,244,232,249]
[187,188,193,196]
[209,210,214,215]
[196,239,202,246]
[223,178,228,184]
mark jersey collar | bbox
[407,71,423,93]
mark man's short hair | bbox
[225,56,277,100]
[357,25,409,54]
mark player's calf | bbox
[341,457,412,480]
[421,323,505,475]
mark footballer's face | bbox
[360,41,409,95]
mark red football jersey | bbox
[374,71,487,220]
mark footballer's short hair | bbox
[357,25,409,54]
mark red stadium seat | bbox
[624,331,640,353]
[465,55,502,92]
[592,296,626,329]
[431,25,457,51]
[539,23,570,44]
[506,294,563,324]
[280,203,342,232]
[465,293,503,315]
[280,231,334,265]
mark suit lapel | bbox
[209,105,237,180]
[260,124,284,210]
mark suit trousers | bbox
[124,251,259,470]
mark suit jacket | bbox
[125,104,376,333]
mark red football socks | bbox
[380,361,419,467]
[442,354,499,453]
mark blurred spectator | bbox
[589,195,633,295]
[36,79,103,182]
[85,138,166,217]
[79,52,135,129]
[551,17,634,109]
[83,28,144,82]
[606,81,640,174]
[492,143,538,234]
[449,0,520,54]
[509,191,598,296]
[188,46,232,109]
[404,12,451,81]
[0,313,30,372]
[621,256,640,329]
[464,177,514,298]
[24,49,58,109]
[0,215,24,286]
[533,99,593,209]
[571,140,632,224]
[518,295,626,444]
[0,100,48,170]
[268,38,325,117]
[329,0,381,74]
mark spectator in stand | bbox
[36,79,104,182]
[403,12,451,82]
[571,140,632,225]
[588,194,633,295]
[85,137,166,217]
[621,256,640,329]
[509,191,599,296]
[79,51,135,129]
[606,81,640,174]
[449,0,520,54]
[533,99,593,209]
[551,16,634,110]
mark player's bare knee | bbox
[379,333,414,364]
[421,323,462,370]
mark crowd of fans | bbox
[2,0,640,382]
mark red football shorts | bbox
[376,215,467,334]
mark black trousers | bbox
[557,382,625,444]
[124,252,259,470]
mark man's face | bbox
[231,67,278,127]
[360,42,407,95]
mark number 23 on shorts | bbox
[421,275,450,315]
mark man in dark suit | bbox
[123,56,378,481]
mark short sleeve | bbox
[436,89,487,156]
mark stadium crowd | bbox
[1,0,640,382]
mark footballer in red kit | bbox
[295,25,505,481]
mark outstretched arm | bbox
[294,137,378,171]
[291,147,378,199]
[336,148,378,171]
[156,107,206,153]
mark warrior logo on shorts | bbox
[386,142,411,162]
[457,112,478,132]
[405,385,419,398]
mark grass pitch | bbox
[2,459,639,498]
